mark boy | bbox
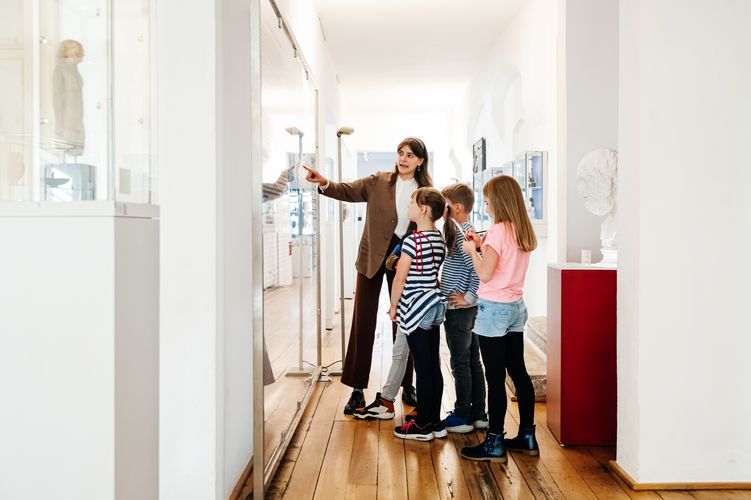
[439,183,487,433]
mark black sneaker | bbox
[393,420,433,441]
[401,385,418,407]
[343,390,366,416]
[431,421,448,439]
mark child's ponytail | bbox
[443,204,457,257]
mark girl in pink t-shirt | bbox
[459,175,540,464]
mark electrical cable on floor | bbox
[319,359,343,375]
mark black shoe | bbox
[343,390,366,416]
[401,385,418,407]
[504,425,540,456]
[461,432,507,463]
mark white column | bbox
[158,0,255,497]
[617,0,751,484]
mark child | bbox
[460,175,539,463]
[389,187,455,441]
[438,183,488,433]
[352,324,409,421]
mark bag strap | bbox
[451,218,467,238]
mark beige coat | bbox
[321,171,404,279]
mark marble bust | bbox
[576,148,618,266]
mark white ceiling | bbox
[314,0,527,114]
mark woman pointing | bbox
[305,137,432,414]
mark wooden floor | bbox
[263,290,751,500]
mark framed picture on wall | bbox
[473,138,486,174]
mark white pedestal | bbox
[0,201,159,500]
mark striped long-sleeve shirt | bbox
[440,220,480,309]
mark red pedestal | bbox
[547,264,617,446]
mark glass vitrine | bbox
[0,0,155,203]
[258,0,321,489]
[512,151,546,223]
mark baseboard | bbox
[609,460,751,491]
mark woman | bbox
[304,137,432,414]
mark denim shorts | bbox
[473,298,528,338]
[418,301,447,330]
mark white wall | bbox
[617,0,751,483]
[158,0,255,497]
[448,0,559,318]
[559,0,619,263]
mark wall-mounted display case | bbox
[0,0,156,204]
[472,151,546,235]
[512,151,546,227]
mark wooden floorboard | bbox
[267,291,751,499]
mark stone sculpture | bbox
[576,148,618,266]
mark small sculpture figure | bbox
[53,40,85,156]
[576,148,618,266]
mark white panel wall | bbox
[158,0,256,497]
[158,0,220,495]
[561,0,619,263]
[617,0,751,483]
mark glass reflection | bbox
[260,0,320,472]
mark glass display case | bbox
[472,164,513,232]
[257,0,321,491]
[0,0,155,203]
[512,151,546,224]
[473,152,545,233]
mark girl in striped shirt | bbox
[389,188,456,441]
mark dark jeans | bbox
[341,235,414,389]
[406,325,443,427]
[444,307,485,419]
[479,332,535,434]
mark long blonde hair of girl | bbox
[413,187,456,254]
[482,175,537,252]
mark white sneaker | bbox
[472,412,489,429]
[353,392,395,420]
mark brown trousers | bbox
[341,235,414,389]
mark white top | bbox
[394,177,418,237]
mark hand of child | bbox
[388,305,397,322]
[448,292,471,308]
[465,229,481,246]
[462,238,476,255]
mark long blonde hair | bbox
[483,175,537,252]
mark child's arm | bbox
[462,240,499,283]
[388,254,412,321]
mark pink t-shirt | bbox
[478,222,530,303]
